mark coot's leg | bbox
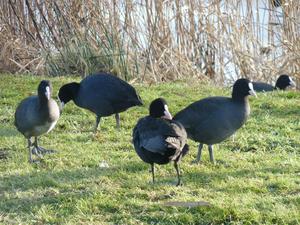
[194,143,203,163]
[28,138,33,163]
[174,162,181,186]
[151,163,155,184]
[115,113,120,130]
[94,115,101,133]
[34,137,55,155]
[208,145,215,164]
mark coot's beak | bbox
[162,105,173,120]
[137,95,144,106]
[289,77,296,88]
[58,97,65,113]
[162,110,172,120]
[249,89,257,97]
[60,101,65,111]
[248,83,257,97]
[137,99,144,106]
[45,86,51,100]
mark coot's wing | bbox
[133,117,185,155]
[100,74,141,108]
[79,74,140,112]
[174,97,246,143]
[14,96,39,134]
[174,97,228,130]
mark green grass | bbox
[0,74,300,224]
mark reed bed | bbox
[0,0,299,83]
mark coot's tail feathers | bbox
[166,138,189,162]
[172,144,189,162]
[126,93,143,107]
[165,137,181,150]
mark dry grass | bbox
[0,0,299,83]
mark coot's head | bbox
[136,94,144,106]
[38,80,52,100]
[149,98,172,120]
[58,82,79,110]
[232,78,257,100]
[275,74,296,90]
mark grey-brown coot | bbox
[58,73,143,132]
[15,80,60,162]
[174,78,256,164]
[252,74,296,92]
[132,98,189,186]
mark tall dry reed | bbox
[0,0,299,84]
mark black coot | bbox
[132,98,189,186]
[174,78,256,163]
[253,74,296,92]
[15,80,60,162]
[58,73,143,132]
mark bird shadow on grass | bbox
[0,166,119,221]
[112,160,184,188]
[0,160,145,195]
[0,127,18,137]
[185,165,294,188]
[0,162,166,222]
[0,148,9,160]
[0,191,92,219]
[0,189,123,223]
[0,166,112,193]
[134,205,247,225]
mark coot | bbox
[58,73,143,132]
[132,98,189,185]
[253,74,296,92]
[15,80,60,162]
[174,78,256,163]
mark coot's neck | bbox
[69,83,80,102]
[39,95,50,105]
[274,85,284,90]
[232,93,251,117]
[38,95,52,117]
[231,92,248,103]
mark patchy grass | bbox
[0,74,299,224]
